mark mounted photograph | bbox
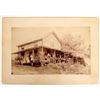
[2,17,99,84]
[11,27,91,75]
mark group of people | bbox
[14,51,86,67]
[43,52,86,66]
[43,53,65,65]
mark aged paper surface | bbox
[2,17,99,84]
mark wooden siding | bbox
[18,40,42,51]
[43,33,61,50]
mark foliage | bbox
[61,34,90,58]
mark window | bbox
[21,47,24,50]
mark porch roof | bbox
[12,46,64,54]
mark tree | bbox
[61,34,86,57]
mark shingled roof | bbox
[17,32,62,47]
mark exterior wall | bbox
[43,33,61,50]
[18,40,42,51]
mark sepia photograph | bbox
[2,17,99,84]
[11,27,91,75]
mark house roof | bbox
[17,32,62,47]
[17,38,42,47]
[12,45,63,54]
[51,32,62,45]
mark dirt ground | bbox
[12,61,90,75]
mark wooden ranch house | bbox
[13,32,86,66]
[13,32,67,66]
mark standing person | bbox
[30,54,33,61]
[47,53,51,63]
[30,54,34,66]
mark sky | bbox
[12,27,90,52]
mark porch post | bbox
[40,47,44,66]
[32,49,34,58]
[53,50,56,63]
[64,52,65,58]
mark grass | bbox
[12,61,90,75]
